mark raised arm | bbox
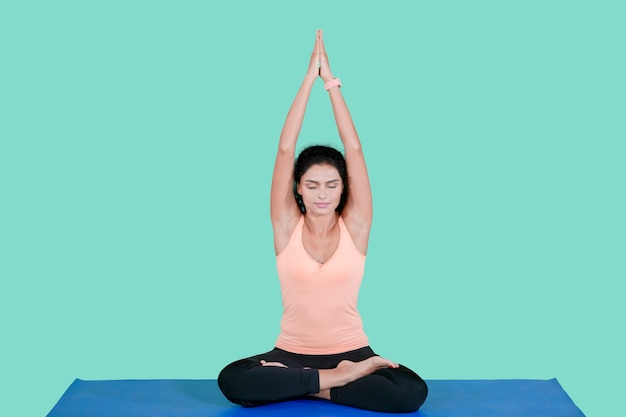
[270,31,321,254]
[319,31,372,254]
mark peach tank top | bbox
[275,216,369,354]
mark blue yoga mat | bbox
[47,378,585,417]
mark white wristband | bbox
[324,78,342,91]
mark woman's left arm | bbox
[319,31,372,252]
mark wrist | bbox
[304,73,318,84]
[322,74,335,84]
[323,77,341,91]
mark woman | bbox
[217,30,428,413]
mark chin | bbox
[308,206,337,215]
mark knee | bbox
[217,359,257,406]
[388,367,429,413]
[399,374,428,412]
[217,361,237,401]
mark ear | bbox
[296,183,302,196]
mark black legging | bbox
[217,346,428,413]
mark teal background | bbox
[1,1,624,416]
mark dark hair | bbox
[293,145,349,214]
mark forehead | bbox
[302,164,340,180]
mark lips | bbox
[315,203,330,208]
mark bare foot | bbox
[337,356,398,382]
[309,389,331,400]
[318,356,398,391]
[260,360,288,368]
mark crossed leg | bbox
[217,347,428,413]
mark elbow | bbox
[344,143,363,154]
[277,145,295,155]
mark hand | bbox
[306,31,321,80]
[319,30,334,83]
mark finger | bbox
[317,31,322,60]
[319,34,330,70]
[315,29,320,50]
[315,30,322,74]
[311,32,321,66]
[311,34,318,58]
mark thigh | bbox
[218,348,320,406]
[331,364,428,413]
[226,346,376,371]
[298,346,377,369]
[246,348,312,368]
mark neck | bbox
[304,213,338,236]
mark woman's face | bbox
[297,163,344,215]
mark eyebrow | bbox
[304,179,339,184]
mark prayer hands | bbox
[306,30,335,83]
[318,30,334,83]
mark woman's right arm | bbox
[270,31,321,253]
